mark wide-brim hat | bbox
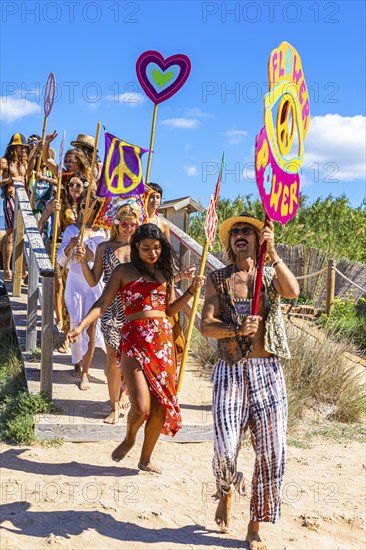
[219,211,264,248]
[71,134,96,150]
[9,133,29,147]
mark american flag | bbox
[204,153,224,246]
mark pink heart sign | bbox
[136,50,191,105]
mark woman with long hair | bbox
[38,172,86,351]
[76,201,140,423]
[58,190,107,389]
[70,224,205,472]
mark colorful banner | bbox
[97,132,150,198]
[94,189,150,230]
[255,42,310,225]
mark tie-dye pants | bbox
[211,356,287,523]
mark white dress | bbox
[57,224,107,365]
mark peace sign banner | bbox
[255,42,310,225]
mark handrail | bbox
[333,266,366,293]
[12,182,55,398]
[167,219,225,271]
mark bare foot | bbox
[119,391,130,411]
[214,491,232,533]
[72,362,82,378]
[79,373,90,390]
[138,461,162,474]
[246,521,267,550]
[3,271,12,282]
[112,439,134,462]
[104,403,120,424]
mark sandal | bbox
[58,340,70,354]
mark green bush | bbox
[0,328,58,445]
[317,294,366,349]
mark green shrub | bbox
[317,293,366,349]
[0,328,59,445]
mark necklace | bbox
[229,265,257,325]
[235,265,255,284]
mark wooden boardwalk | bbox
[5,280,214,443]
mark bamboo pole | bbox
[79,122,101,249]
[177,239,210,392]
[145,103,158,186]
[30,117,48,209]
[50,169,63,268]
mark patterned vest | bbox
[209,265,291,366]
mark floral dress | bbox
[119,280,182,437]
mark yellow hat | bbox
[219,212,264,248]
[9,133,29,147]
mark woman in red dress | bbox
[69,224,205,473]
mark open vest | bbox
[209,265,291,366]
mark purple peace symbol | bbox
[44,73,56,117]
[136,50,191,105]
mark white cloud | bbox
[225,129,248,144]
[0,96,41,122]
[184,164,198,177]
[185,143,192,152]
[303,114,366,181]
[185,108,213,118]
[161,118,199,129]
[105,92,146,107]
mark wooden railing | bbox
[12,182,54,398]
[167,219,224,338]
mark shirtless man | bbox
[0,134,29,280]
[200,212,299,550]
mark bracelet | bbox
[272,258,283,268]
[187,287,194,296]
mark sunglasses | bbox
[119,221,137,229]
[229,227,254,237]
[69,182,83,189]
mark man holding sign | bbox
[201,212,299,548]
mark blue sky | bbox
[1,0,365,208]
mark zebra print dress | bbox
[100,247,126,353]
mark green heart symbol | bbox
[152,69,173,88]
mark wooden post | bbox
[26,249,38,351]
[12,194,24,297]
[325,259,335,314]
[40,276,54,398]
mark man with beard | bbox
[200,212,299,550]
[0,134,29,280]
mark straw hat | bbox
[219,212,264,248]
[8,133,29,147]
[70,134,96,150]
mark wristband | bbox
[272,258,283,268]
[187,287,194,296]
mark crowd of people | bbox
[1,131,300,550]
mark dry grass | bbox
[283,324,365,425]
[190,323,365,427]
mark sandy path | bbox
[1,358,365,549]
